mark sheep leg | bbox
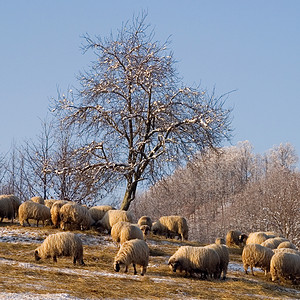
[133,263,137,275]
[80,259,85,266]
[244,264,248,274]
[251,266,254,276]
[26,219,31,226]
[124,266,128,273]
[53,256,57,262]
[141,266,146,276]
[36,220,39,227]
[73,257,77,265]
[0,217,3,222]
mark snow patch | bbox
[0,293,83,300]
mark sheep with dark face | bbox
[138,216,152,230]
[226,230,247,248]
[113,239,149,275]
[34,232,84,265]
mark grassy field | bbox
[0,222,299,299]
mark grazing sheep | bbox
[111,221,131,243]
[50,200,69,228]
[119,224,144,245]
[277,241,297,250]
[0,196,15,223]
[137,216,152,230]
[31,196,45,205]
[264,231,283,238]
[44,199,59,209]
[261,237,289,249]
[113,239,149,275]
[89,205,115,223]
[270,252,300,283]
[226,230,246,248]
[242,243,274,275]
[139,224,151,239]
[245,232,269,245]
[18,201,51,227]
[205,243,229,280]
[111,221,144,244]
[1,195,22,219]
[34,232,84,265]
[215,237,226,245]
[152,216,188,241]
[96,210,134,233]
[59,203,94,231]
[273,248,300,256]
[168,246,220,279]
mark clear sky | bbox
[1,1,300,162]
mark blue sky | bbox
[1,0,300,163]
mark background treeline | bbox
[130,141,300,246]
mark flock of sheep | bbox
[0,194,299,285]
[226,230,300,283]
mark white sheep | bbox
[31,196,45,205]
[113,239,149,275]
[205,243,229,280]
[168,246,220,279]
[18,201,51,227]
[111,221,144,244]
[273,248,300,256]
[50,200,69,228]
[261,237,289,249]
[89,205,115,223]
[270,251,300,283]
[44,199,59,209]
[242,243,274,275]
[59,203,94,231]
[111,221,131,243]
[119,224,144,245]
[152,215,188,241]
[245,232,269,245]
[277,241,298,250]
[96,210,134,233]
[34,232,84,265]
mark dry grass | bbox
[0,222,299,299]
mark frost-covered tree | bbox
[53,14,232,210]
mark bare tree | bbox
[20,118,55,199]
[53,13,232,210]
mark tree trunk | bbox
[120,180,138,211]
